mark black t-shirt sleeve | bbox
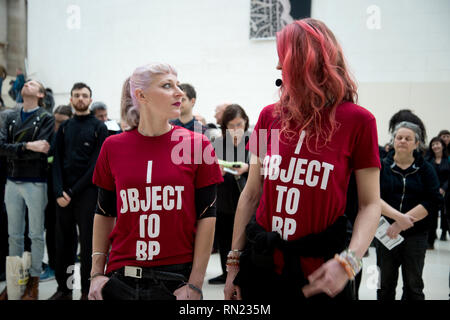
[96,184,217,219]
[195,184,217,219]
[95,187,117,218]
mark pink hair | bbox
[125,63,177,129]
[275,18,357,151]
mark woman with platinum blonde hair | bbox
[376,121,441,300]
[88,63,223,300]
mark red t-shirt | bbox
[247,102,380,277]
[93,127,223,274]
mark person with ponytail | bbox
[224,18,381,301]
[88,63,223,300]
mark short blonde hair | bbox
[123,63,177,129]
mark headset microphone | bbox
[275,79,282,87]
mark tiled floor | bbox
[1,236,449,300]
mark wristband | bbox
[89,272,105,281]
[339,249,362,275]
[178,282,203,300]
[334,249,363,280]
[226,249,243,272]
[334,254,355,280]
[227,249,242,259]
[91,252,108,258]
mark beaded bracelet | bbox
[334,254,355,280]
[226,258,240,271]
[227,249,242,258]
[339,249,362,275]
[226,260,240,267]
[226,249,243,272]
[178,282,203,300]
[226,263,240,273]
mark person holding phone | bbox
[209,104,251,285]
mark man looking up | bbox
[49,82,108,300]
[0,79,54,300]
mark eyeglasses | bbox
[227,121,245,130]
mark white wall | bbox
[27,0,450,144]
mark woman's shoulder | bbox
[102,129,135,147]
[253,103,279,129]
[172,125,212,148]
[259,103,277,118]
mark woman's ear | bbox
[135,88,145,102]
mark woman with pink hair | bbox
[88,63,223,300]
[224,18,381,301]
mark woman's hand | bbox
[173,284,202,300]
[88,275,109,300]
[386,222,402,239]
[302,258,349,298]
[56,191,71,208]
[395,213,415,230]
[235,163,249,176]
[224,268,241,300]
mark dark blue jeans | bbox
[375,232,428,300]
[101,264,191,300]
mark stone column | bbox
[6,0,27,75]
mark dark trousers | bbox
[44,168,56,270]
[55,186,97,294]
[216,211,235,275]
[375,232,428,300]
[427,210,438,246]
[44,191,57,270]
[440,204,449,237]
[102,264,192,300]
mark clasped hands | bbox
[387,213,416,239]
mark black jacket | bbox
[52,114,107,198]
[213,132,250,214]
[380,150,442,236]
[0,107,54,179]
[426,156,450,193]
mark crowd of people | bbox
[0,18,448,301]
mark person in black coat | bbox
[49,83,108,300]
[208,104,250,285]
[438,130,450,156]
[377,121,442,300]
[426,137,450,243]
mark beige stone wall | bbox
[358,82,450,146]
[5,0,27,75]
[0,0,7,68]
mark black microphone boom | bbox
[275,79,282,87]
